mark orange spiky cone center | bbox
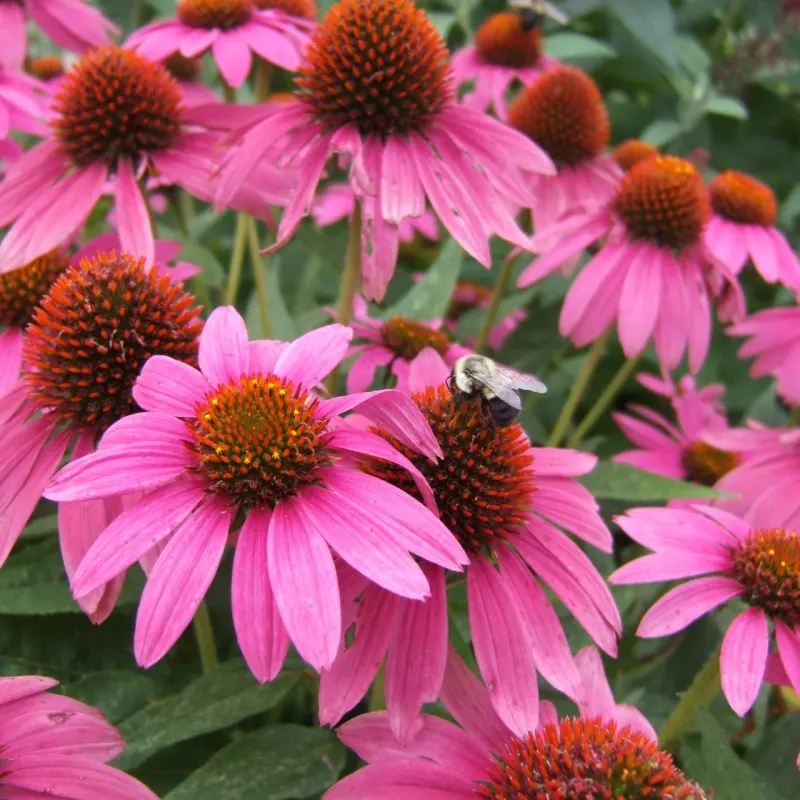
[0,249,71,328]
[474,12,543,69]
[709,170,778,227]
[178,0,253,29]
[612,139,659,172]
[254,0,317,18]
[380,316,450,360]
[682,441,739,486]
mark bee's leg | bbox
[481,396,498,432]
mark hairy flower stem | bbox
[247,216,272,338]
[475,254,516,355]
[566,352,640,448]
[326,201,362,394]
[192,601,220,673]
[224,213,248,306]
[546,330,611,447]
[659,646,722,753]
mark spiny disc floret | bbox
[360,385,534,555]
[186,375,333,507]
[380,316,450,360]
[23,252,202,434]
[612,139,659,172]
[178,0,253,29]
[296,0,452,137]
[53,46,181,168]
[681,441,738,486]
[254,0,317,18]
[0,249,71,328]
[709,170,778,228]
[479,716,710,799]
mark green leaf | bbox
[579,462,729,501]
[746,713,800,799]
[640,118,683,147]
[115,660,298,770]
[164,725,345,800]
[65,670,165,725]
[682,710,785,800]
[544,32,617,62]
[0,540,78,615]
[245,254,297,341]
[178,241,226,288]
[705,95,749,119]
[610,0,678,70]
[381,238,463,320]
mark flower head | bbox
[44,307,467,679]
[210,0,554,301]
[611,505,800,718]
[518,155,744,372]
[450,10,558,118]
[127,0,313,89]
[612,138,659,171]
[705,170,800,289]
[0,675,157,799]
[254,0,317,18]
[325,647,706,800]
[0,46,223,273]
[318,350,619,740]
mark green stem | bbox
[474,254,516,355]
[222,83,237,103]
[246,216,272,338]
[192,601,219,673]
[368,666,386,712]
[178,189,196,237]
[788,406,800,426]
[546,330,610,448]
[566,352,641,449]
[325,201,362,394]
[659,646,722,752]
[254,59,273,102]
[224,213,248,306]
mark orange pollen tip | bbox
[380,316,450,360]
[23,251,202,435]
[709,170,778,228]
[186,374,332,507]
[474,12,542,69]
[612,139,659,172]
[612,155,710,251]
[730,528,800,626]
[359,384,535,556]
[507,65,610,167]
[254,0,317,19]
[479,716,710,799]
[28,55,65,81]
[52,45,181,169]
[0,249,71,328]
[178,0,253,29]
[681,441,739,487]
[295,0,452,138]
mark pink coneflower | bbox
[0,675,157,799]
[126,0,313,89]
[210,0,554,302]
[324,647,707,800]
[450,10,557,119]
[312,182,439,244]
[611,138,660,172]
[318,349,619,740]
[705,170,800,289]
[508,65,622,234]
[0,250,203,624]
[44,307,468,678]
[517,155,745,372]
[611,505,800,719]
[730,304,800,407]
[342,296,469,393]
[0,45,222,273]
[613,372,739,497]
[0,66,47,138]
[0,0,117,71]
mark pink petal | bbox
[231,507,290,682]
[637,576,743,638]
[198,306,250,387]
[531,448,597,478]
[99,412,192,452]
[0,676,57,705]
[268,496,341,671]
[115,156,154,267]
[380,135,425,222]
[212,31,252,88]
[720,606,768,716]
[0,326,23,397]
[0,2,25,70]
[618,241,662,357]
[574,645,615,714]
[347,347,394,393]
[274,324,353,389]
[408,348,451,393]
[609,550,730,585]
[133,355,212,416]
[135,496,232,667]
[775,621,800,696]
[248,339,287,374]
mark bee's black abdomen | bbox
[488,396,520,427]
[520,8,543,31]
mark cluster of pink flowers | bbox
[0,0,798,796]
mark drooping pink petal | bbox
[212,31,252,88]
[0,326,23,397]
[268,496,341,671]
[775,621,800,696]
[274,324,353,389]
[385,563,448,743]
[347,346,394,393]
[133,355,212,416]
[0,1,26,70]
[380,135,425,222]
[135,496,232,667]
[198,306,250,387]
[720,606,769,717]
[0,676,57,705]
[637,577,743,638]
[115,156,154,267]
[231,507,290,682]
[408,348,451,393]
[618,241,662,358]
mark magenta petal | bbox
[775,621,800,696]
[115,156,154,267]
[198,306,250,387]
[385,563,448,743]
[637,576,743,638]
[0,326,23,397]
[274,324,352,389]
[268,496,341,671]
[99,412,192,451]
[133,355,211,415]
[720,606,768,717]
[408,348,451,393]
[467,557,539,738]
[0,676,57,705]
[70,480,206,598]
[135,497,232,667]
[231,506,290,682]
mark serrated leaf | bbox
[544,32,616,62]
[610,0,678,70]
[641,118,684,147]
[115,660,298,770]
[579,461,729,501]
[381,238,463,320]
[164,725,345,800]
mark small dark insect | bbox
[509,0,569,29]
[448,354,547,428]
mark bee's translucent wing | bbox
[494,364,548,395]
[508,0,569,24]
